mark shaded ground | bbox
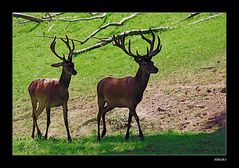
[13,129,225,155]
[13,64,226,140]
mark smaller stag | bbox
[28,35,77,142]
[97,30,162,142]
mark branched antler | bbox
[50,35,75,61]
[112,29,162,60]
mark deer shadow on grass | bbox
[30,128,225,155]
[98,128,226,155]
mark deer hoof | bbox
[139,136,144,141]
[125,135,130,141]
[101,130,106,138]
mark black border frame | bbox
[1,0,238,166]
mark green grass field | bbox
[13,12,226,155]
[13,129,225,155]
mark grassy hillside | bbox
[13,13,226,101]
[13,12,226,155]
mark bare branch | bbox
[117,26,175,36]
[35,12,223,57]
[13,12,106,24]
[80,13,140,44]
[73,41,111,55]
[45,13,52,20]
[38,34,83,43]
[13,12,43,23]
[73,26,175,55]
[172,12,201,25]
[90,12,99,15]
[188,13,223,25]
[41,12,64,19]
[51,13,107,22]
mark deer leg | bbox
[125,112,132,140]
[32,118,36,139]
[97,98,106,142]
[97,106,107,142]
[44,107,51,139]
[130,109,144,140]
[31,98,37,139]
[34,103,45,138]
[101,106,113,138]
[97,110,102,142]
[63,102,72,142]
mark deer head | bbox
[112,29,162,74]
[50,35,77,76]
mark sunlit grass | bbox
[13,13,226,102]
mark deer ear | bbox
[51,62,63,67]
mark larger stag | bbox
[97,30,162,142]
[28,35,77,142]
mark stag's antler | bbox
[50,35,75,62]
[138,29,162,59]
[112,33,140,59]
[112,29,162,60]
[50,36,67,61]
[60,35,75,61]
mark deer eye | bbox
[148,61,153,65]
[65,62,72,67]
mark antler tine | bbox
[149,29,156,51]
[136,50,141,57]
[71,39,75,51]
[61,35,71,50]
[148,36,162,59]
[112,33,139,58]
[68,39,75,61]
[50,36,66,61]
[60,35,75,61]
[140,30,152,45]
[113,30,161,60]
[140,29,161,59]
[146,47,149,55]
[121,34,126,48]
[140,29,156,53]
[112,35,120,48]
[50,36,56,51]
[60,35,69,44]
[128,39,139,57]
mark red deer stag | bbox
[28,35,77,142]
[97,29,162,142]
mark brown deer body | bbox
[97,30,162,141]
[28,35,77,142]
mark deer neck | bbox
[134,67,150,92]
[59,69,72,89]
